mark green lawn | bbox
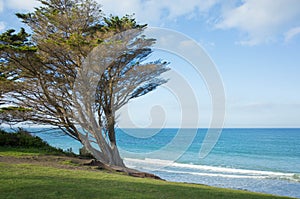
[0,134,294,199]
[0,146,64,156]
[0,160,293,199]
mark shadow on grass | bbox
[0,163,292,199]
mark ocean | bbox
[8,128,300,198]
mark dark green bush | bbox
[0,128,64,154]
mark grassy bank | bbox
[0,150,294,199]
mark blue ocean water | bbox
[5,128,300,198]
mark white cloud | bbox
[96,0,219,24]
[2,0,299,45]
[5,0,41,11]
[98,0,300,45]
[215,0,300,45]
[285,26,300,42]
[0,0,3,13]
[0,21,5,31]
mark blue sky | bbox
[1,0,300,128]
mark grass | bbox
[0,146,66,156]
[0,156,294,198]
[0,162,293,199]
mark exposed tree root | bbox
[84,159,164,180]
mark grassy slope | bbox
[0,149,294,199]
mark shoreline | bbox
[1,128,299,198]
[124,157,300,199]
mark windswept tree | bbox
[0,28,37,121]
[0,0,169,168]
[0,28,32,102]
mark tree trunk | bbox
[79,128,125,168]
[87,143,125,168]
[110,142,125,167]
[104,111,125,167]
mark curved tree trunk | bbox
[110,143,125,167]
[86,143,125,167]
[79,127,125,168]
[102,111,126,167]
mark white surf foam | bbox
[124,157,299,182]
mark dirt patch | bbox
[0,154,163,180]
[0,155,99,171]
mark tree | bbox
[0,28,33,102]
[0,28,36,121]
[0,0,169,168]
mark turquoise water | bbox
[119,128,300,198]
[5,128,300,198]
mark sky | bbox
[0,0,300,128]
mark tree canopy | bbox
[0,0,169,168]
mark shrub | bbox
[0,128,64,154]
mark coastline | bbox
[124,157,300,198]
[1,127,300,198]
[0,148,295,199]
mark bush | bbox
[0,128,64,154]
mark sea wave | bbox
[124,158,300,183]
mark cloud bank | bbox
[285,26,300,42]
[215,0,300,45]
[98,0,300,45]
[97,0,220,24]
[5,0,40,11]
[0,0,3,13]
[1,0,300,45]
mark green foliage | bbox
[0,28,37,100]
[0,129,63,154]
[0,147,47,156]
[103,14,146,32]
[0,28,34,49]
